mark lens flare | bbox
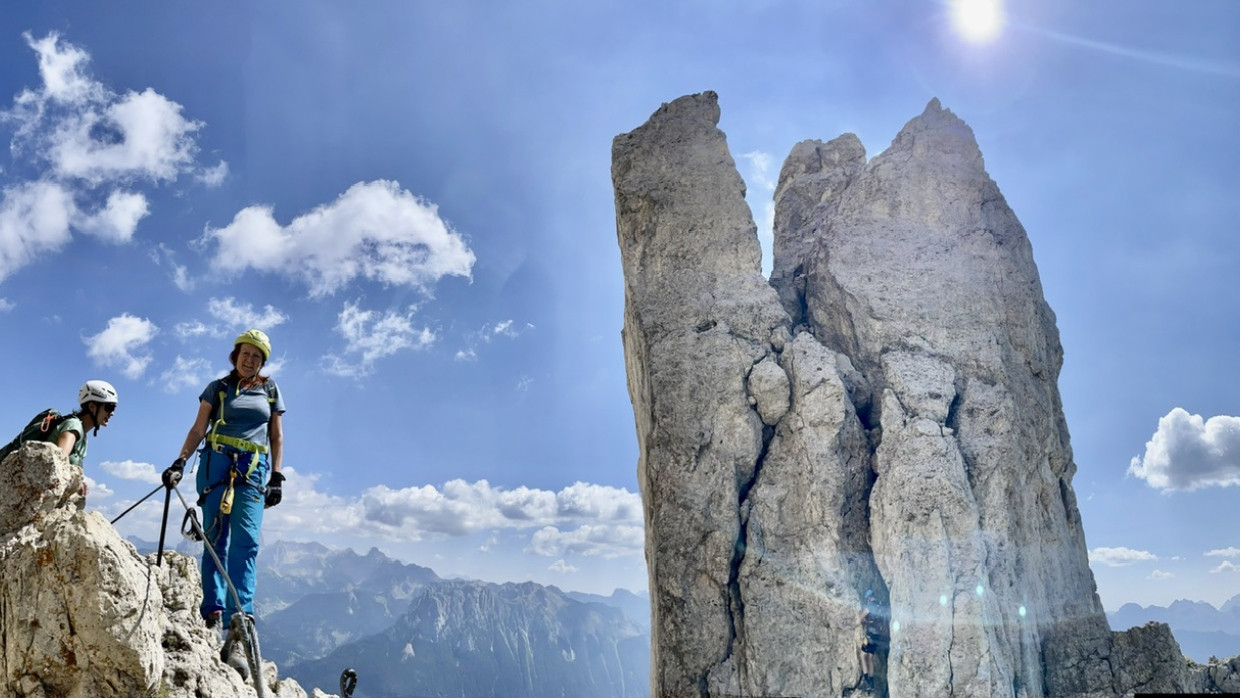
[950,0,1004,43]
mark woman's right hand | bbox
[162,457,186,488]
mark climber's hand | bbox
[162,457,186,489]
[264,470,285,508]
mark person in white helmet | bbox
[56,380,120,468]
[164,329,286,632]
[0,380,118,498]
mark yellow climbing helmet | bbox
[234,329,271,361]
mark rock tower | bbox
[614,92,1228,697]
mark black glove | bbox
[162,457,186,488]
[264,470,285,508]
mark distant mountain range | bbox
[127,537,650,698]
[288,578,648,698]
[1108,596,1240,663]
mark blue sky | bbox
[0,0,1236,611]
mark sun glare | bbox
[950,0,1004,43]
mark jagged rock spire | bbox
[615,93,1230,697]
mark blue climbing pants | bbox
[198,448,267,626]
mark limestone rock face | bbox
[0,442,330,698]
[613,91,791,698]
[614,93,1235,697]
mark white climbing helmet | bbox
[78,380,119,407]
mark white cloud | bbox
[322,300,435,378]
[549,559,578,575]
[0,32,207,281]
[1210,561,1239,574]
[740,150,777,191]
[83,475,113,500]
[48,87,202,185]
[1128,408,1240,492]
[159,355,215,394]
[100,459,161,485]
[11,33,202,183]
[76,190,148,242]
[1205,547,1240,558]
[0,298,13,312]
[197,160,228,187]
[262,355,285,376]
[1088,546,1157,567]
[170,298,288,348]
[246,474,645,568]
[529,524,645,560]
[207,297,288,330]
[1147,569,1174,580]
[84,313,158,379]
[741,150,777,277]
[153,243,193,292]
[278,478,647,560]
[173,320,214,339]
[201,180,475,297]
[0,181,75,283]
[454,320,534,362]
[516,375,533,393]
[488,320,534,340]
[21,32,98,103]
[170,264,192,292]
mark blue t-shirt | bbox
[200,377,286,448]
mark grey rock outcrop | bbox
[614,92,1238,697]
[0,442,334,698]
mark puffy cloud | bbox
[100,459,161,485]
[529,524,645,559]
[170,298,288,348]
[0,181,75,283]
[84,313,158,378]
[10,32,202,184]
[549,560,578,575]
[1205,547,1240,558]
[0,32,207,280]
[1147,570,1174,580]
[1128,408,1240,492]
[1211,561,1239,574]
[196,160,228,187]
[1088,546,1157,567]
[0,298,13,312]
[202,180,475,297]
[295,478,647,560]
[21,31,101,105]
[159,355,215,393]
[0,182,148,283]
[207,297,288,330]
[322,301,435,378]
[75,190,148,242]
[554,482,643,522]
[102,469,645,565]
[47,88,202,185]
[173,320,214,339]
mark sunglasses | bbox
[101,403,117,414]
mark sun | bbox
[950,0,1004,43]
